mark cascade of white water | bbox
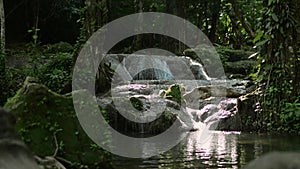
[151,57,173,80]
[106,54,210,81]
[127,55,174,80]
[182,56,210,80]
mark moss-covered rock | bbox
[183,45,257,79]
[4,77,112,169]
[129,97,145,111]
[243,152,300,169]
[105,96,177,135]
[164,84,185,105]
[44,42,74,54]
[217,47,254,62]
[237,91,261,132]
[224,60,256,76]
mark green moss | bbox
[4,77,112,168]
[164,84,185,104]
[129,97,144,111]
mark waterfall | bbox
[126,55,174,80]
[106,54,210,82]
[181,56,210,80]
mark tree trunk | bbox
[163,0,176,51]
[209,0,221,43]
[82,0,112,94]
[133,0,143,50]
[229,0,256,38]
[85,0,97,38]
[0,0,5,106]
[176,0,185,52]
[0,0,5,53]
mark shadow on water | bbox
[112,131,300,169]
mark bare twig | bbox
[34,131,71,169]
[53,132,59,157]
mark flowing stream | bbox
[112,132,300,169]
[102,54,300,168]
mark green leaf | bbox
[32,35,38,40]
[253,30,264,43]
[272,14,279,22]
[280,27,284,34]
[268,0,275,5]
[255,39,269,47]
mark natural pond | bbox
[112,132,300,169]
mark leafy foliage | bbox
[37,53,73,94]
[255,0,300,132]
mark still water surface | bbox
[113,131,300,169]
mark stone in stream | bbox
[102,50,256,131]
[0,107,40,169]
[243,151,300,169]
[104,78,253,132]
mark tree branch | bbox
[229,0,256,38]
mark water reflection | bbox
[113,131,300,169]
[183,131,240,168]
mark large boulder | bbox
[183,44,224,78]
[0,107,40,169]
[224,60,256,76]
[98,84,178,135]
[243,151,300,169]
[4,77,112,168]
[198,98,242,131]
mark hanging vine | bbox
[256,0,300,131]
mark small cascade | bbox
[104,54,210,82]
[180,56,210,80]
[128,56,174,80]
[133,68,173,80]
[101,54,252,134]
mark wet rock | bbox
[105,80,251,132]
[228,74,245,79]
[217,48,254,62]
[238,91,261,132]
[197,104,218,121]
[184,85,247,106]
[243,151,300,169]
[0,107,40,169]
[224,60,256,76]
[183,44,224,78]
[104,54,210,81]
[99,93,177,135]
[203,99,242,131]
[184,87,211,105]
[209,112,242,131]
[184,45,256,79]
[105,100,177,135]
[4,77,112,168]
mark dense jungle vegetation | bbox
[0,0,299,137]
